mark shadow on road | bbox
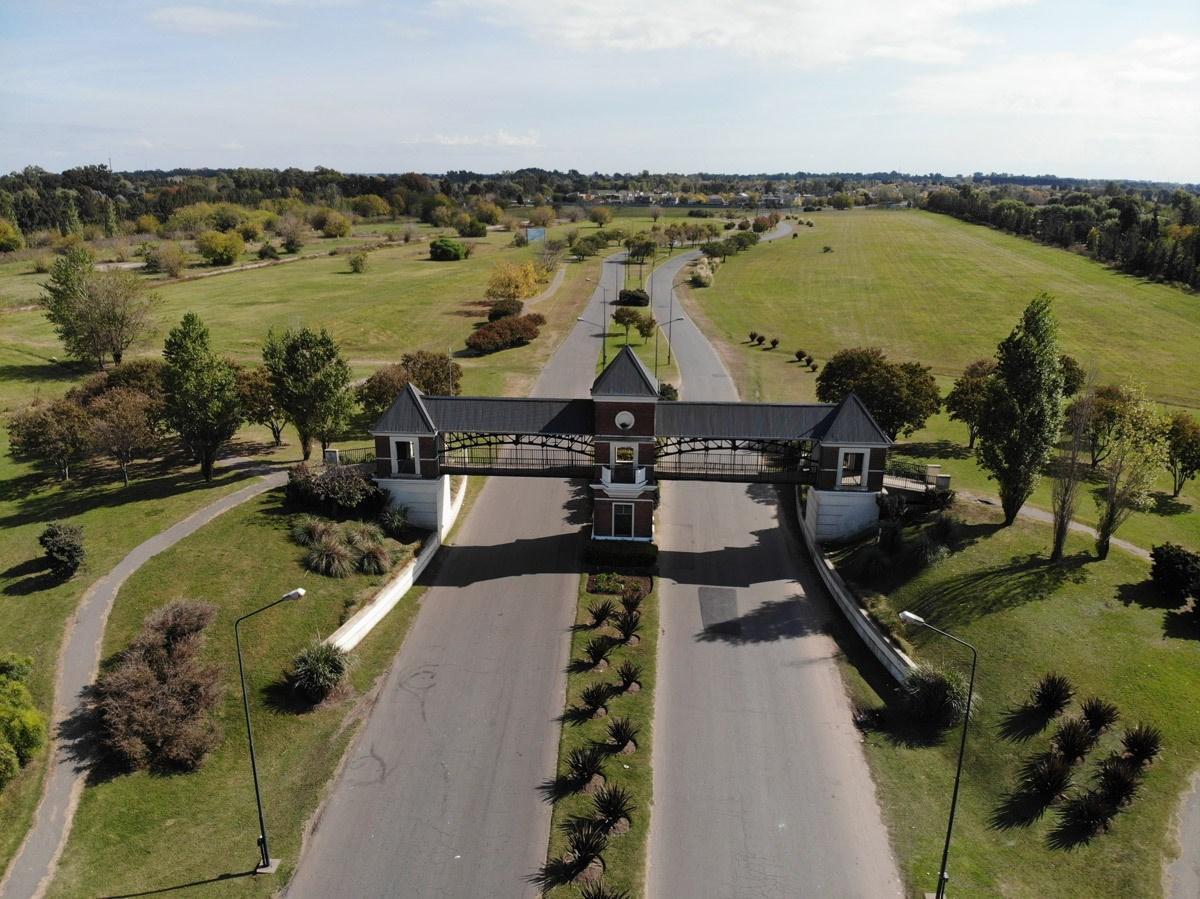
[694,596,818,644]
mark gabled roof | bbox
[372,383,436,434]
[815,393,892,446]
[591,346,658,399]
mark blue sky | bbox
[1,1,1197,181]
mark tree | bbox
[977,295,1065,525]
[39,522,85,578]
[649,206,663,222]
[89,388,160,486]
[589,207,613,227]
[1164,412,1200,497]
[144,241,186,277]
[634,313,657,342]
[87,270,161,364]
[1059,354,1085,397]
[830,193,854,210]
[357,364,410,420]
[945,359,996,448]
[236,365,287,447]
[194,230,245,266]
[1076,384,1135,467]
[815,347,941,439]
[351,194,390,218]
[612,307,641,343]
[163,313,243,481]
[400,350,462,396]
[473,200,503,225]
[263,327,352,460]
[40,246,103,367]
[1094,385,1167,559]
[1050,387,1092,562]
[0,217,24,252]
[429,237,467,260]
[322,211,351,238]
[7,398,92,480]
[278,214,306,253]
[485,261,540,300]
[528,206,556,228]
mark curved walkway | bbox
[0,468,287,899]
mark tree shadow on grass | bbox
[99,869,257,898]
[853,704,951,750]
[1164,605,1200,640]
[893,439,973,461]
[1150,491,1190,517]
[1115,579,1179,611]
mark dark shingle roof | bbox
[373,395,593,436]
[591,345,658,398]
[818,394,892,445]
[657,392,890,445]
[372,383,436,434]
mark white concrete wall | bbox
[805,489,880,542]
[378,476,450,531]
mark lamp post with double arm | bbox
[898,610,977,899]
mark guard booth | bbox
[370,347,891,543]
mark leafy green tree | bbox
[195,230,245,266]
[612,307,641,343]
[634,313,657,342]
[0,217,24,252]
[351,194,390,218]
[7,398,92,480]
[263,327,352,460]
[1075,384,1135,467]
[40,247,102,367]
[163,313,243,481]
[1094,385,1167,559]
[945,359,996,448]
[322,211,351,238]
[589,206,613,226]
[977,295,1065,525]
[357,364,410,420]
[815,347,940,439]
[236,365,288,447]
[401,350,462,396]
[1164,411,1200,498]
[87,270,161,364]
[527,206,556,227]
[89,387,160,486]
[1059,354,1085,397]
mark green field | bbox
[833,500,1199,898]
[682,208,1199,551]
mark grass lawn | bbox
[44,488,427,898]
[541,575,659,898]
[833,500,1200,897]
[679,208,1200,551]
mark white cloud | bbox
[432,0,1034,66]
[148,6,281,36]
[401,129,542,148]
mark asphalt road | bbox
[644,238,904,897]
[286,256,625,899]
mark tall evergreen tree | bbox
[262,327,352,460]
[162,313,242,481]
[978,294,1065,525]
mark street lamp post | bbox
[584,274,612,366]
[655,316,684,379]
[898,610,977,899]
[236,587,306,873]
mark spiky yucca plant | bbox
[619,589,643,613]
[592,784,636,828]
[1060,790,1115,834]
[588,599,616,628]
[1122,723,1163,767]
[1020,752,1074,802]
[1080,697,1120,736]
[606,716,639,752]
[616,660,642,691]
[567,819,609,865]
[580,682,610,711]
[1031,672,1075,716]
[1095,755,1142,808]
[579,881,631,899]
[1052,717,1096,763]
[566,745,607,785]
[613,609,641,643]
[582,638,611,668]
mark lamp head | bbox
[898,610,925,626]
[282,588,306,602]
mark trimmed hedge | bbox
[617,288,650,306]
[429,237,467,261]
[466,313,543,354]
[488,298,524,321]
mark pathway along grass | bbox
[538,575,659,897]
[43,488,426,898]
[833,500,1200,897]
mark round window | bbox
[615,411,635,430]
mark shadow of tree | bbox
[694,597,816,645]
[893,439,974,461]
[853,704,950,749]
[1164,605,1200,640]
[1150,491,1190,517]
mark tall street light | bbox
[236,587,306,873]
[898,610,977,899]
[584,274,612,366]
[655,316,684,380]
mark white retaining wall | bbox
[805,488,881,542]
[378,475,452,532]
[795,489,916,684]
[327,476,468,652]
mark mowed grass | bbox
[681,209,1200,551]
[834,501,1200,898]
[542,576,659,898]
[45,488,427,898]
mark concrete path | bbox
[0,468,286,899]
[645,230,903,897]
[1168,771,1200,899]
[287,255,626,898]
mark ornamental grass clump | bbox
[1052,717,1096,763]
[1080,697,1120,737]
[377,505,407,539]
[291,640,350,703]
[1031,672,1075,717]
[342,521,384,551]
[901,665,970,730]
[305,534,355,578]
[1122,723,1163,767]
[356,542,394,575]
[592,784,636,830]
[605,717,639,753]
[290,514,333,547]
[588,599,616,629]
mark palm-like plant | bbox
[613,609,641,643]
[579,881,631,899]
[1052,717,1096,763]
[1095,755,1142,808]
[616,660,642,692]
[566,745,607,785]
[566,819,609,866]
[1060,790,1115,834]
[580,682,611,711]
[1031,672,1075,716]
[606,716,639,752]
[1122,723,1163,767]
[1080,697,1120,736]
[1019,752,1073,802]
[592,784,636,828]
[588,599,616,629]
[619,589,643,614]
[582,638,611,669]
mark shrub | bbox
[616,660,642,691]
[321,211,351,238]
[911,532,949,568]
[286,463,386,518]
[257,241,280,260]
[488,298,524,321]
[456,218,488,238]
[1081,698,1120,736]
[769,337,779,349]
[588,599,616,628]
[33,255,53,273]
[690,268,713,288]
[854,545,892,580]
[238,221,262,242]
[1031,672,1075,716]
[195,230,245,266]
[429,237,467,261]
[342,521,384,550]
[465,314,541,354]
[0,653,33,683]
[38,522,85,577]
[928,513,961,546]
[1020,752,1074,802]
[135,213,161,234]
[0,740,19,789]
[291,641,350,702]
[1122,723,1163,767]
[378,505,408,538]
[1095,755,1142,808]
[144,241,186,276]
[658,382,678,400]
[290,514,335,547]
[755,335,765,346]
[0,218,24,252]
[0,681,47,764]
[794,350,805,362]
[823,245,833,253]
[749,331,758,343]
[900,665,970,729]
[1149,543,1200,604]
[591,572,625,594]
[1053,717,1097,763]
[348,252,368,273]
[306,535,355,578]
[617,288,649,306]
[93,600,221,771]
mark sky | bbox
[1,0,1197,182]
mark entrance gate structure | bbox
[371,347,891,542]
